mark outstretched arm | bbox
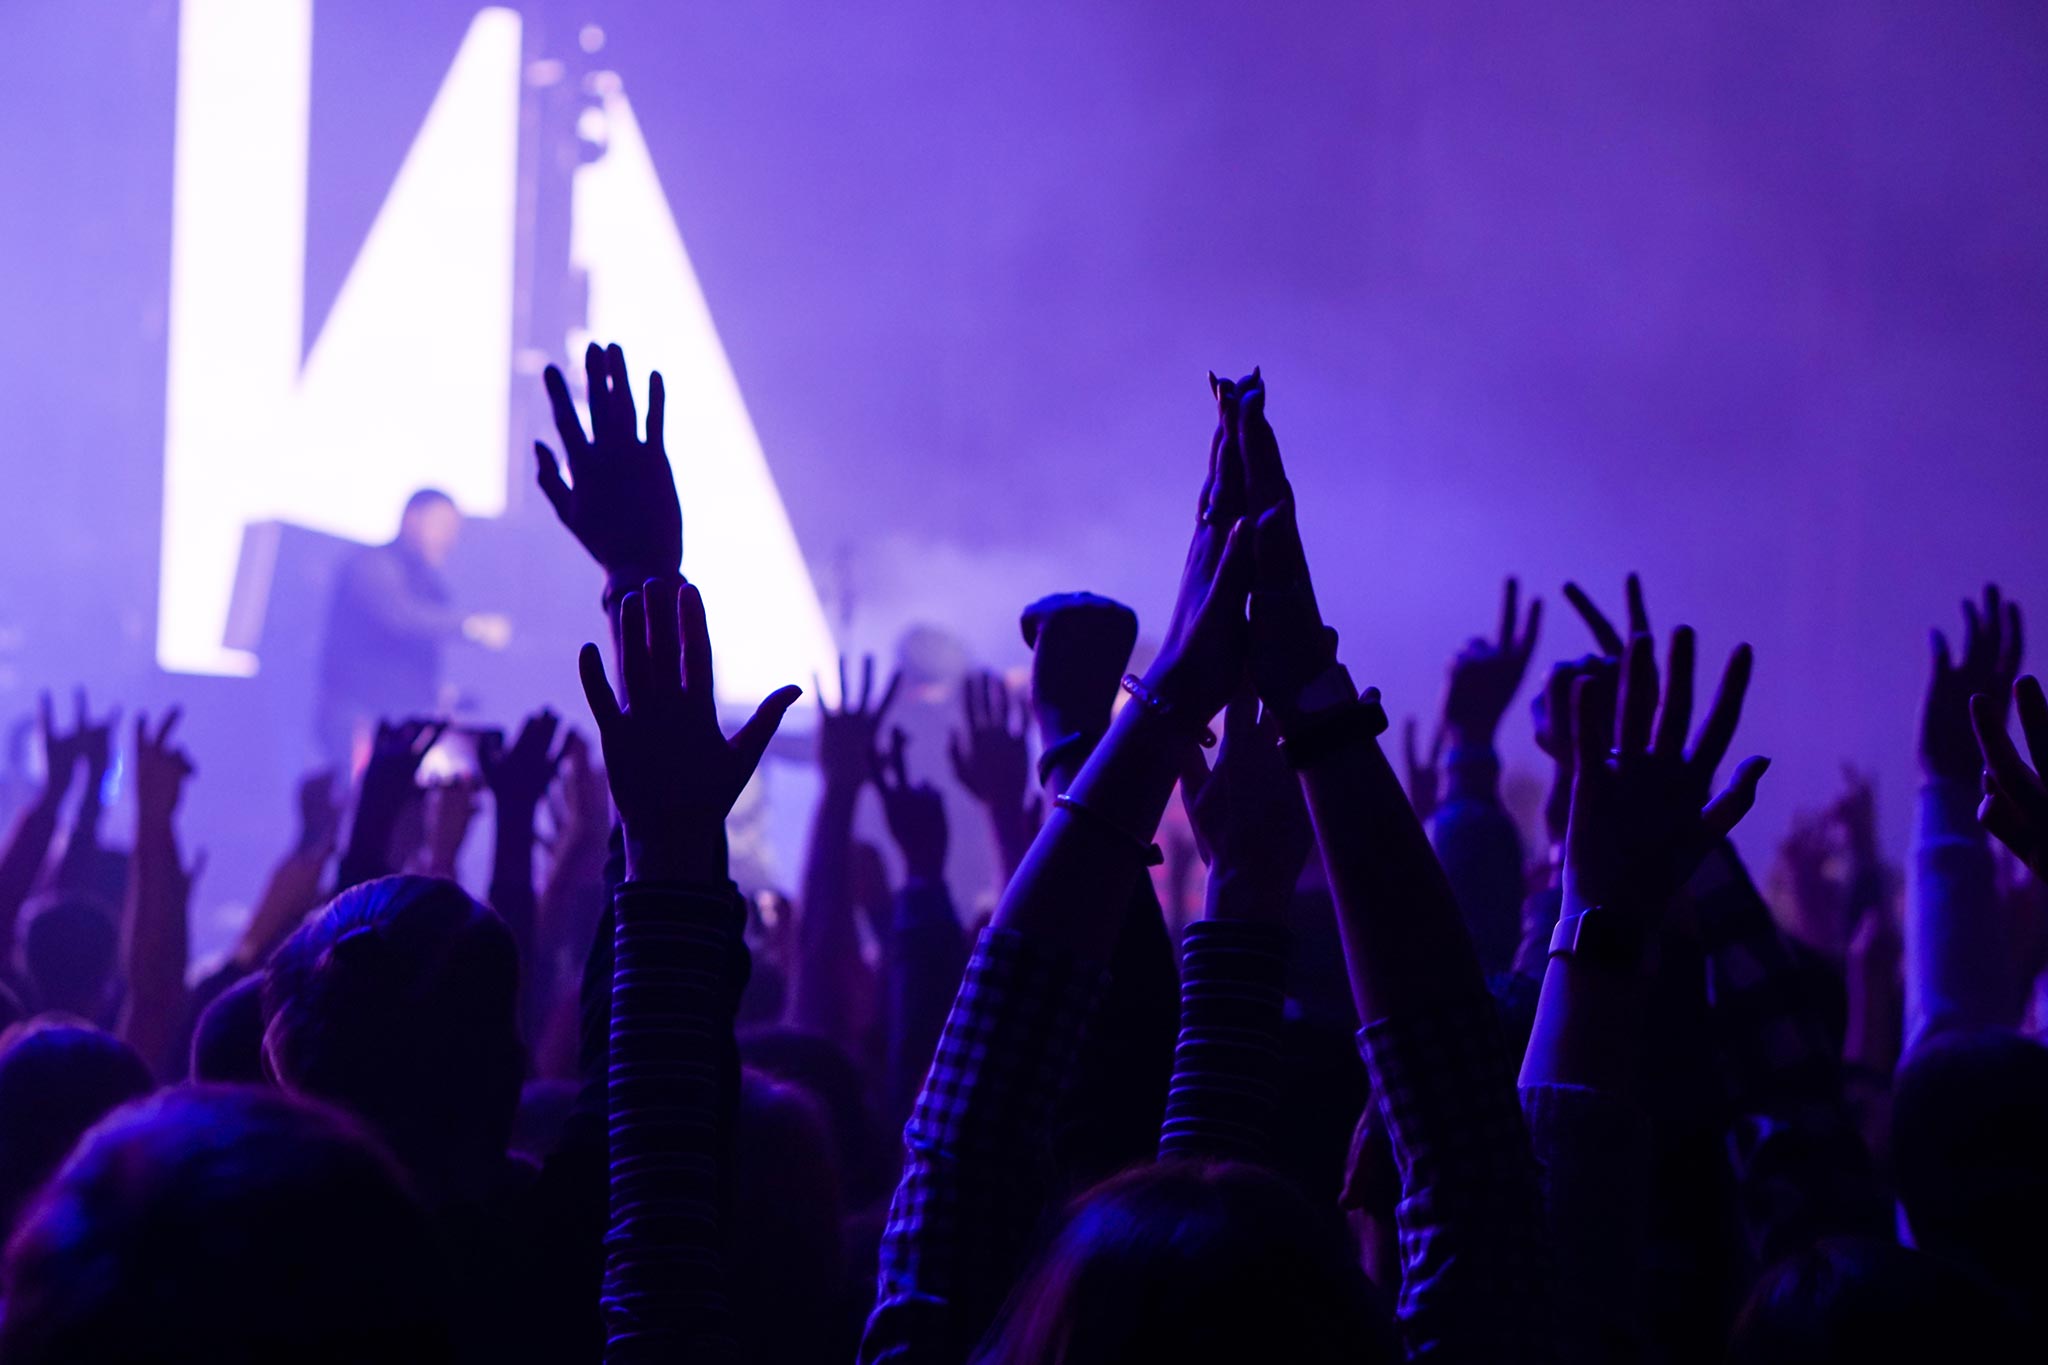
[581,578,800,1365]
[0,694,85,956]
[1907,586,2023,1054]
[479,709,566,992]
[120,710,201,1076]
[1233,372,1551,1363]
[861,381,1253,1365]
[795,656,898,1039]
[335,718,445,893]
[874,727,967,1124]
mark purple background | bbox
[1,0,2044,938]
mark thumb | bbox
[731,685,804,778]
[1703,755,1771,841]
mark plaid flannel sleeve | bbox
[1157,919,1290,1164]
[1359,993,1555,1363]
[603,880,750,1365]
[859,927,1106,1365]
[1691,842,1887,1266]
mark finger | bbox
[542,364,590,469]
[1703,756,1771,840]
[133,711,148,755]
[1691,644,1754,783]
[619,590,650,711]
[836,656,849,712]
[584,342,612,447]
[73,688,87,729]
[888,726,910,787]
[1625,573,1650,639]
[730,685,803,780]
[1428,722,1446,766]
[1499,577,1519,650]
[155,707,184,748]
[647,578,681,699]
[679,581,715,707]
[1962,597,1983,671]
[1974,692,2045,802]
[2005,602,2025,682]
[1203,515,1255,620]
[1652,626,1696,758]
[2018,676,2048,772]
[608,343,638,445]
[534,443,571,518]
[860,655,876,714]
[1564,581,1625,656]
[1198,372,1226,518]
[1209,380,1246,521]
[1931,628,1953,682]
[1239,378,1289,513]
[1518,597,1544,668]
[874,669,905,726]
[578,643,622,731]
[1615,633,1658,755]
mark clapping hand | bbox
[875,727,949,882]
[815,655,902,793]
[1925,585,2023,781]
[536,342,683,586]
[1972,674,2048,878]
[579,578,802,883]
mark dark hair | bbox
[22,897,117,1019]
[733,1069,850,1364]
[402,487,456,517]
[1728,1237,2027,1363]
[977,1160,1391,1365]
[263,876,524,1186]
[1891,1028,2048,1297]
[0,1086,453,1363]
[0,1021,152,1240]
[191,972,269,1083]
[740,1025,889,1207]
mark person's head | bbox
[732,1069,848,1364]
[190,972,269,1083]
[0,1021,152,1241]
[0,1086,453,1363]
[397,488,461,568]
[1728,1237,2027,1363]
[21,897,117,1019]
[740,1025,888,1208]
[1892,1028,2048,1298]
[263,876,523,1194]
[977,1160,1391,1365]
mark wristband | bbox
[1053,794,1165,866]
[1276,686,1389,770]
[1120,674,1217,748]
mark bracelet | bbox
[1036,731,1097,788]
[1276,686,1389,769]
[1119,674,1217,748]
[1052,794,1165,866]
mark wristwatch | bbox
[1273,665,1389,768]
[1547,906,1648,971]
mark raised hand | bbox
[1532,655,1617,845]
[132,709,196,824]
[1180,689,1314,920]
[815,655,902,793]
[1561,629,1770,924]
[1021,592,1138,767]
[1924,584,2024,781]
[536,341,683,585]
[1972,674,2048,878]
[479,708,567,810]
[579,578,802,883]
[949,671,1029,808]
[544,730,610,851]
[39,689,116,800]
[1562,572,1651,659]
[360,718,447,814]
[875,727,949,882]
[1442,578,1543,747]
[419,776,481,879]
[1402,717,1445,821]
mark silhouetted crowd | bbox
[0,351,2041,1363]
